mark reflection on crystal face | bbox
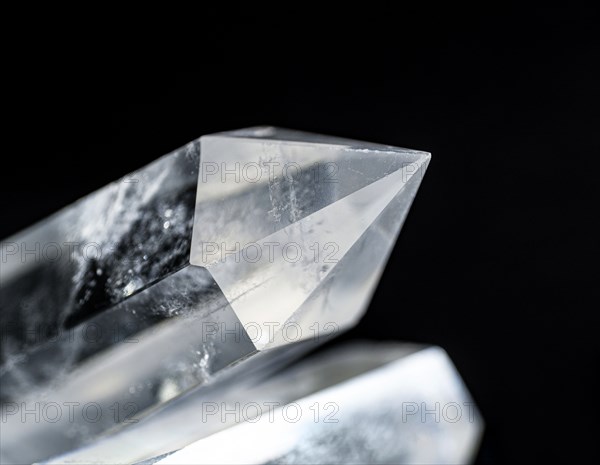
[0,127,440,464]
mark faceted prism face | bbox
[0,142,201,360]
[191,127,430,349]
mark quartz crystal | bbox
[152,344,484,465]
[0,127,433,463]
[47,343,483,465]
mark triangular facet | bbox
[266,162,429,349]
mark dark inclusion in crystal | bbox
[66,185,197,329]
[0,143,201,373]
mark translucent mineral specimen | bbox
[0,127,432,463]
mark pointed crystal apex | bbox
[190,127,430,349]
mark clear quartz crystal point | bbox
[191,127,430,349]
[0,127,432,464]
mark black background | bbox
[2,7,599,464]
